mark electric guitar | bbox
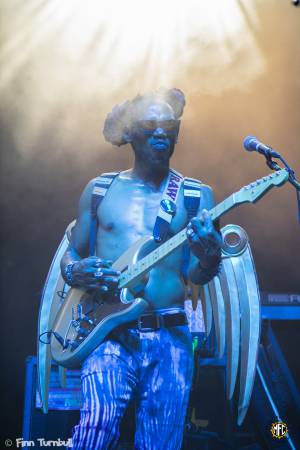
[50,169,289,368]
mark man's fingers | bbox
[187,229,199,243]
[187,214,222,256]
[101,268,120,275]
[201,209,213,229]
[101,276,120,284]
[92,258,113,268]
[93,268,120,278]
[190,218,206,238]
[191,212,214,235]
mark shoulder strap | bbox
[89,172,119,255]
[183,177,202,218]
[153,169,184,242]
[181,177,202,282]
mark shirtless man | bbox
[61,88,221,450]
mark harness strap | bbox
[181,177,202,282]
[89,172,119,255]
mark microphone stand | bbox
[264,151,300,223]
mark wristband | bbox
[64,262,77,286]
[198,258,222,284]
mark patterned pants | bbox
[71,311,194,450]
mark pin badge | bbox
[161,199,176,216]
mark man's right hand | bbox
[71,257,120,292]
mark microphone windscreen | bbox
[243,135,257,151]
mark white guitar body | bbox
[114,235,158,303]
[51,235,158,368]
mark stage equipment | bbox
[250,313,300,449]
[243,135,300,223]
[243,136,280,158]
[184,305,300,449]
[261,291,300,305]
[22,357,79,447]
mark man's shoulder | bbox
[85,172,120,189]
[93,171,120,182]
[182,175,213,193]
[79,172,120,203]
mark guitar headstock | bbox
[235,169,289,204]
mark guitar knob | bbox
[78,327,89,337]
[82,316,94,326]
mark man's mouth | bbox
[151,140,169,151]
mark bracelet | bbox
[64,262,77,286]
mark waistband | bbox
[123,311,188,332]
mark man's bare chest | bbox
[97,177,188,238]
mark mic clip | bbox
[264,152,281,171]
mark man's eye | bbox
[141,121,156,130]
[161,121,174,130]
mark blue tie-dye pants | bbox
[71,309,194,450]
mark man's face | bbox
[130,102,180,167]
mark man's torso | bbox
[94,169,191,310]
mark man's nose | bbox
[153,127,167,137]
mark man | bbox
[61,88,221,449]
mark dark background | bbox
[0,0,299,443]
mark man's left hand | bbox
[186,210,222,268]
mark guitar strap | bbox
[153,169,184,242]
[89,172,119,255]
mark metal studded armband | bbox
[64,262,77,286]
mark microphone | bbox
[243,136,280,158]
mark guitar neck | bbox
[118,193,237,289]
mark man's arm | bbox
[60,179,120,291]
[187,184,222,285]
